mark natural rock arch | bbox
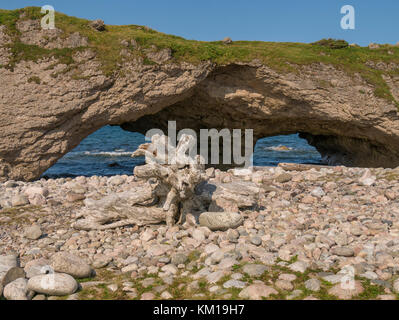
[1,58,399,182]
[122,64,399,168]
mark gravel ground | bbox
[1,164,399,300]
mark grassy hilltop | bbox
[1,6,399,104]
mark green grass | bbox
[187,250,201,262]
[381,172,399,181]
[353,278,386,300]
[0,205,42,226]
[1,6,399,105]
[311,38,349,49]
[65,260,394,300]
[77,277,96,283]
[27,75,40,84]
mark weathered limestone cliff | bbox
[1,7,399,181]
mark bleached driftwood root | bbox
[73,134,207,230]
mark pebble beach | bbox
[2,164,399,300]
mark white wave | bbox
[82,151,133,156]
[265,145,293,151]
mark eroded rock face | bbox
[16,19,88,49]
[2,19,399,181]
[299,133,399,167]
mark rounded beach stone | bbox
[27,273,78,296]
[2,267,26,287]
[3,278,29,300]
[24,225,43,240]
[50,252,93,278]
[199,212,243,231]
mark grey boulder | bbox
[50,252,93,278]
[0,254,19,273]
[2,267,26,287]
[3,278,30,300]
[24,258,52,278]
[28,273,78,296]
[90,19,105,31]
[242,264,269,277]
[11,194,29,207]
[0,254,19,283]
[199,212,243,231]
[24,224,43,240]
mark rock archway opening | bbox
[253,134,322,167]
[43,124,327,179]
[42,126,146,179]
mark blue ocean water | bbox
[43,126,322,178]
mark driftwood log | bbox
[73,134,207,230]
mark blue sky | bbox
[1,0,398,46]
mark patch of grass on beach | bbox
[0,205,42,226]
[27,75,41,84]
[71,261,394,300]
[353,278,386,300]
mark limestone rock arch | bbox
[1,59,399,181]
